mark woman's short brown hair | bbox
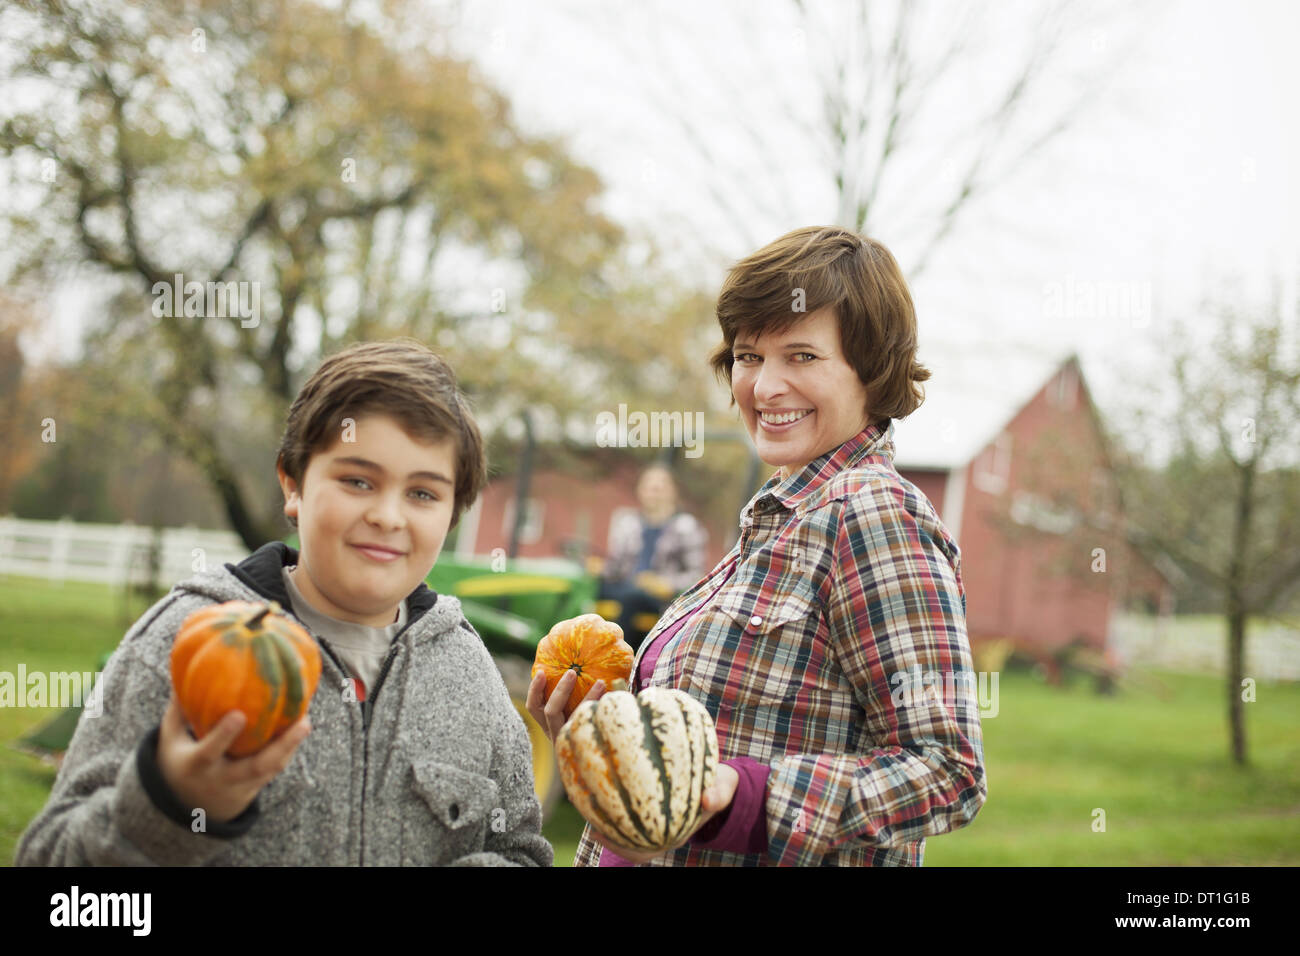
[275,338,488,530]
[708,226,930,422]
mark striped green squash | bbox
[556,685,718,851]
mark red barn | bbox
[892,345,1173,672]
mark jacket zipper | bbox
[356,618,419,864]
[306,626,404,865]
[361,638,404,732]
[315,639,351,688]
[304,638,364,863]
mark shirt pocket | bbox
[400,757,500,866]
[693,588,824,708]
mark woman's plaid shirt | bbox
[573,419,987,866]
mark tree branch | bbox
[857,0,915,230]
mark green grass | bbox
[4,574,1298,866]
[0,576,153,865]
[922,667,1300,866]
[544,796,586,867]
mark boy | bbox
[15,339,552,866]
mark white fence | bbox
[0,516,252,587]
[1112,612,1300,681]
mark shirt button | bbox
[749,615,763,627]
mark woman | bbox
[598,462,708,650]
[528,226,987,866]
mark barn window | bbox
[973,432,1013,494]
[1010,491,1077,534]
[501,498,545,545]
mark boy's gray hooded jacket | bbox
[15,542,552,867]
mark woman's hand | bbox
[586,763,741,863]
[525,669,607,747]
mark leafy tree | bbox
[1,0,709,548]
[0,293,41,513]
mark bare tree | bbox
[1113,280,1300,765]
[565,0,1152,278]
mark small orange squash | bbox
[171,600,321,757]
[531,613,634,714]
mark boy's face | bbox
[277,413,458,627]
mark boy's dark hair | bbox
[708,225,930,423]
[276,338,488,530]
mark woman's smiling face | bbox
[731,307,872,476]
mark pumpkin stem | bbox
[247,606,274,630]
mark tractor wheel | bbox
[493,655,563,821]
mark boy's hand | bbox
[156,696,311,825]
[526,670,607,747]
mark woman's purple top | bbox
[598,565,771,866]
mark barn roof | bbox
[892,340,1079,471]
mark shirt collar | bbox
[742,418,897,521]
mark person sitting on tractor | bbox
[597,463,707,651]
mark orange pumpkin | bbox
[531,613,634,714]
[171,600,322,758]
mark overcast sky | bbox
[441,0,1300,432]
